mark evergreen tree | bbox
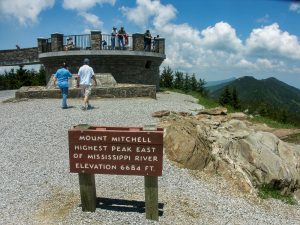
[219,86,232,106]
[160,66,173,88]
[173,71,184,90]
[257,102,269,117]
[31,65,46,86]
[190,73,198,91]
[277,108,288,123]
[231,87,241,109]
[0,66,46,90]
[16,66,30,86]
[197,78,208,97]
[36,65,46,85]
[183,73,190,93]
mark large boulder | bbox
[160,111,300,195]
[163,117,211,170]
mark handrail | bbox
[63,34,91,50]
[44,33,162,52]
[63,33,134,50]
[101,34,133,50]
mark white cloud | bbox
[121,1,244,71]
[236,59,256,69]
[289,2,300,13]
[121,1,300,79]
[63,0,116,11]
[159,23,201,46]
[62,0,114,32]
[245,23,300,60]
[79,12,103,29]
[121,0,176,28]
[200,22,243,52]
[256,58,275,69]
[0,0,54,26]
[123,1,300,86]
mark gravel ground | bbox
[0,90,299,225]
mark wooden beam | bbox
[144,176,158,221]
[78,173,97,212]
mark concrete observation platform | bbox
[15,73,156,99]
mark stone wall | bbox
[39,51,165,89]
[132,33,145,51]
[15,84,156,99]
[91,31,102,50]
[51,33,63,52]
[0,48,39,66]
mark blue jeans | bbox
[60,87,68,108]
[118,37,124,49]
[111,37,115,49]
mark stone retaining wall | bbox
[39,51,165,89]
[15,84,156,99]
[0,47,39,66]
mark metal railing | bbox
[101,34,133,50]
[63,34,91,50]
[44,33,162,52]
[62,34,134,51]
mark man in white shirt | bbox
[77,58,97,110]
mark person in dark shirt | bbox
[144,30,152,51]
[118,27,126,50]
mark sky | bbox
[0,0,300,89]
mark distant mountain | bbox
[208,76,300,124]
[205,77,236,87]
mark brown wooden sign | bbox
[68,126,164,176]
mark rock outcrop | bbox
[159,110,300,195]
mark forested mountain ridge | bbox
[208,76,300,125]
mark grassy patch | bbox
[249,116,298,129]
[258,184,297,205]
[160,88,219,109]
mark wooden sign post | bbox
[68,125,163,221]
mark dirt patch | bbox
[33,186,79,224]
[271,128,300,138]
[2,97,29,103]
[270,129,300,144]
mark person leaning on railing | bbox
[111,27,117,50]
[144,30,152,52]
[152,35,159,52]
[118,27,126,50]
[64,36,74,51]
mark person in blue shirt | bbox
[53,62,72,109]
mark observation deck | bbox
[37,31,166,89]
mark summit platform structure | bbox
[1,31,166,99]
[0,31,166,90]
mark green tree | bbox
[16,66,31,86]
[0,66,46,90]
[173,71,184,90]
[257,102,270,117]
[279,109,288,123]
[231,87,241,109]
[219,86,232,106]
[183,73,190,93]
[160,66,173,88]
[190,73,198,91]
[197,78,208,97]
[38,65,47,85]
